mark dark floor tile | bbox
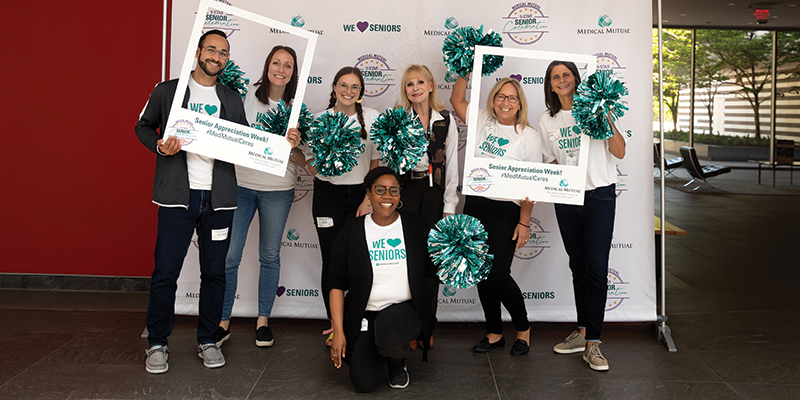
[728,383,800,399]
[0,363,255,400]
[411,340,493,376]
[487,325,720,383]
[496,377,740,400]
[249,369,499,399]
[675,328,800,385]
[0,332,78,385]
[43,330,145,366]
[0,309,102,335]
[669,310,800,332]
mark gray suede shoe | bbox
[145,345,169,374]
[198,343,226,368]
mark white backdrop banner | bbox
[171,0,656,323]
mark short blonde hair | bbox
[398,64,445,112]
[486,78,531,133]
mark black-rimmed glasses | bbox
[495,94,519,104]
[373,185,401,197]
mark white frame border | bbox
[463,46,596,205]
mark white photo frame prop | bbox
[462,46,595,205]
[164,0,318,177]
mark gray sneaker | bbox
[198,343,226,368]
[583,341,609,371]
[553,330,586,354]
[145,345,169,374]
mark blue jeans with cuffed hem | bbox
[554,184,616,343]
[221,186,294,320]
[146,189,234,346]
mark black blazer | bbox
[328,211,437,362]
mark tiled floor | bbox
[1,166,798,399]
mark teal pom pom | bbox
[571,69,629,140]
[308,112,365,177]
[219,59,249,98]
[442,25,504,78]
[428,214,493,289]
[370,108,427,174]
[255,99,313,142]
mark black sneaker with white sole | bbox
[387,358,409,389]
[256,326,274,347]
[214,326,230,347]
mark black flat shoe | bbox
[510,339,530,355]
[472,337,505,353]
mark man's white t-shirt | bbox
[186,77,220,190]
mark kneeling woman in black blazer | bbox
[329,167,437,392]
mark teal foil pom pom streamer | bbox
[571,69,629,140]
[428,214,493,289]
[219,59,249,98]
[255,99,313,142]
[308,112,365,177]
[370,107,427,174]
[442,25,504,78]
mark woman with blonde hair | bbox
[396,64,460,349]
[450,74,542,356]
[396,64,459,223]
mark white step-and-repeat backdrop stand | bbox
[170,0,655,323]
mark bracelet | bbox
[518,222,530,228]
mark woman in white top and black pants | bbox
[397,64,459,224]
[451,75,539,356]
[396,64,459,348]
[305,67,381,343]
[537,60,627,371]
[328,167,437,392]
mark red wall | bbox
[2,1,166,276]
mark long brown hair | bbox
[544,60,580,117]
[254,46,298,105]
[327,67,368,139]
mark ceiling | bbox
[654,0,800,30]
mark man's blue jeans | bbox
[146,189,234,346]
[221,186,294,320]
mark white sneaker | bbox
[198,343,226,368]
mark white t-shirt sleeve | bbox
[537,113,558,164]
